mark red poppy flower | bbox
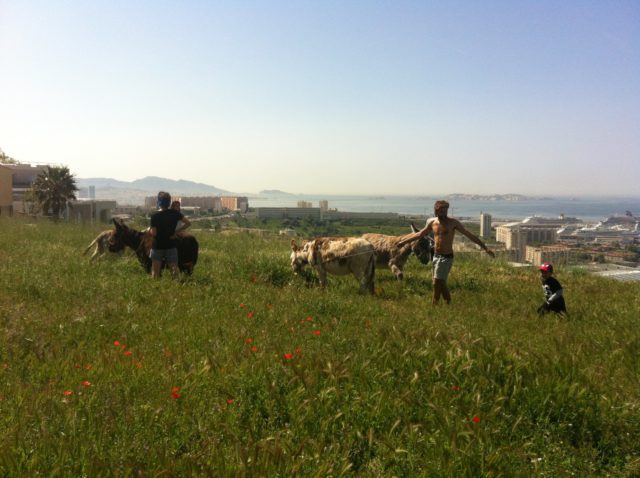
[226,399,234,404]
[74,363,81,369]
[171,387,180,393]
[313,330,321,336]
[244,338,253,343]
[113,341,120,346]
[81,381,91,387]
[283,353,293,360]
[306,316,313,321]
[452,385,461,392]
[239,303,245,308]
[247,312,254,319]
[135,362,143,369]
[251,347,257,352]
[123,350,132,357]
[63,391,73,396]
[171,393,180,399]
[472,415,481,423]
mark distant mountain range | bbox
[76,176,235,205]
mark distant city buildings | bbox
[77,186,96,199]
[297,200,313,208]
[495,218,559,261]
[494,214,639,264]
[255,206,398,221]
[143,195,247,213]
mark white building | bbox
[480,212,492,238]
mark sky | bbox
[1,1,639,196]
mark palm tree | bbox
[31,166,78,219]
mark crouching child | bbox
[537,262,568,316]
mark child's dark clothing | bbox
[538,276,567,315]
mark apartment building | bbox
[480,212,492,238]
[221,196,248,213]
[496,217,560,261]
[179,196,222,212]
[525,244,571,266]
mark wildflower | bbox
[81,381,91,387]
[239,303,245,308]
[74,364,81,369]
[247,312,254,319]
[135,362,143,369]
[452,385,461,392]
[84,364,92,370]
[283,353,293,360]
[266,304,273,310]
[306,316,313,321]
[63,391,73,396]
[171,387,180,393]
[472,415,481,424]
[171,393,181,399]
[123,351,132,357]
[113,341,120,346]
[226,399,234,404]
[244,338,253,343]
[295,347,302,354]
[251,347,257,352]
[313,330,321,336]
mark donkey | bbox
[84,229,117,261]
[108,219,198,275]
[362,223,434,280]
[290,237,376,294]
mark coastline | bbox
[250,195,640,223]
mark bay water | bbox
[250,195,640,223]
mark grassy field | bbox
[1,217,639,477]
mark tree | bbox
[0,148,19,164]
[31,166,78,219]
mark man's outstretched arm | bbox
[455,221,495,257]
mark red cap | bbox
[539,262,553,273]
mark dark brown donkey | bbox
[108,219,198,275]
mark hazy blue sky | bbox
[1,1,638,196]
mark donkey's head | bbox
[410,222,434,265]
[109,219,141,253]
[290,240,311,274]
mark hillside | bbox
[76,176,234,205]
[1,217,639,476]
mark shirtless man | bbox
[399,200,495,304]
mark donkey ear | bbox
[410,222,419,233]
[291,240,298,251]
[113,218,121,229]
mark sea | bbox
[249,195,640,223]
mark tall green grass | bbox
[1,217,639,476]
